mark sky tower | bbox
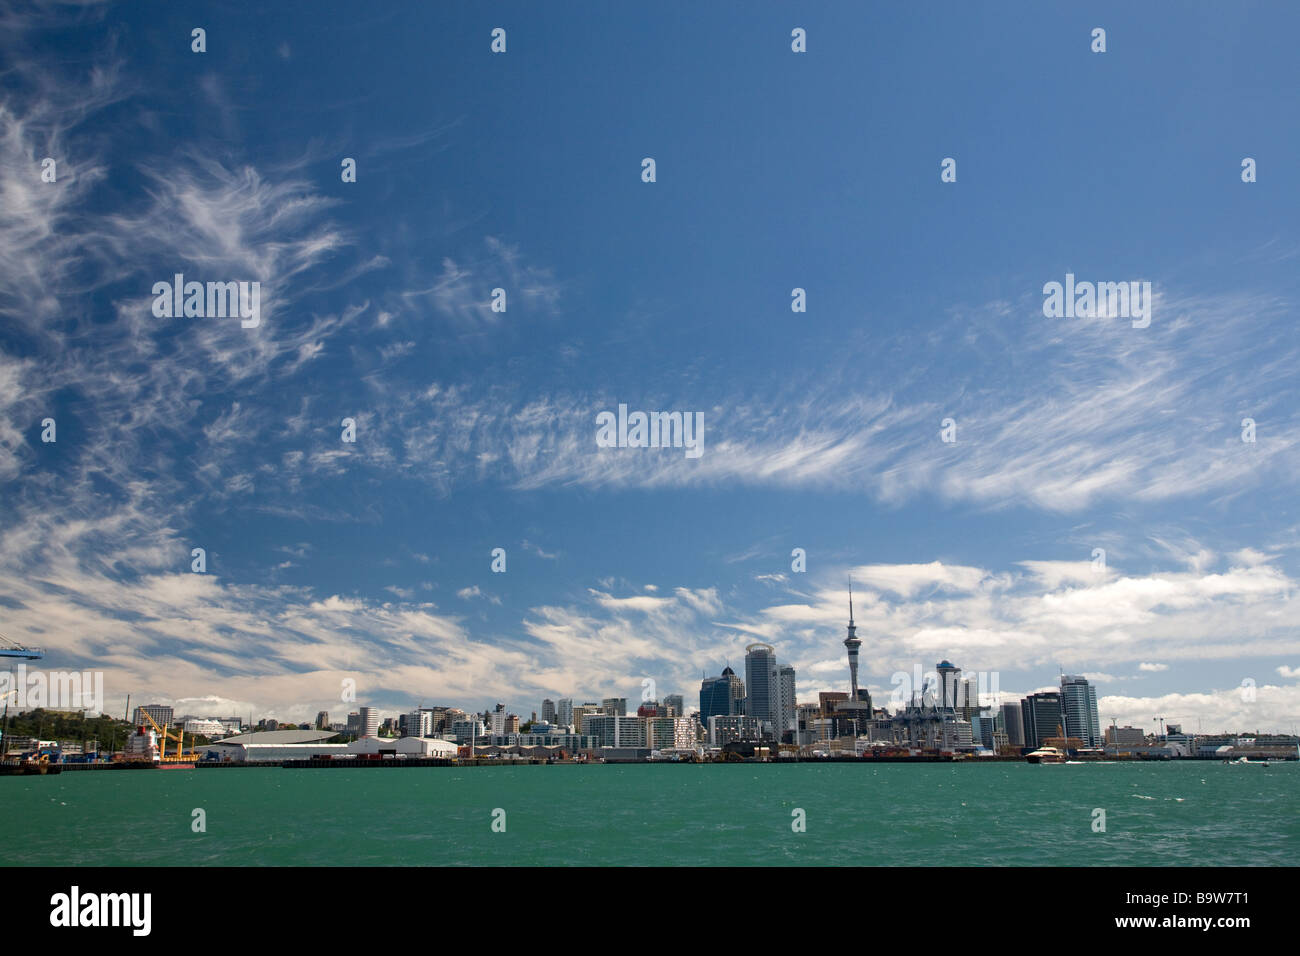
[844,578,862,700]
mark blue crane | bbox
[0,633,43,660]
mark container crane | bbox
[1,632,45,760]
[0,633,44,660]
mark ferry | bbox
[1025,746,1066,764]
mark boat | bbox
[1026,746,1066,764]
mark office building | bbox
[1106,725,1145,746]
[663,694,685,717]
[601,698,628,717]
[999,702,1024,748]
[699,667,745,724]
[541,699,557,724]
[1060,675,1102,747]
[1021,692,1064,750]
[744,643,778,734]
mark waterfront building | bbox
[1105,725,1145,746]
[1021,692,1064,750]
[645,716,696,750]
[582,714,646,748]
[1060,675,1102,747]
[708,715,761,747]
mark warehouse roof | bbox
[209,729,338,746]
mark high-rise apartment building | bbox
[132,704,174,730]
[359,706,380,737]
[556,698,574,729]
[777,665,797,736]
[581,714,646,748]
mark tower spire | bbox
[844,576,862,701]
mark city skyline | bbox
[2,4,1299,738]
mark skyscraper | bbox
[777,665,797,736]
[936,661,961,711]
[359,706,379,737]
[744,643,777,735]
[699,667,745,724]
[1021,692,1063,750]
[663,694,684,717]
[999,701,1025,748]
[1060,675,1101,746]
[556,698,574,729]
[541,699,556,724]
[315,710,330,731]
[601,697,628,717]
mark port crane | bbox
[1,633,45,760]
[0,633,43,660]
[136,709,198,764]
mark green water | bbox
[2,762,1296,866]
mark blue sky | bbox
[2,1,1299,733]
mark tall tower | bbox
[844,579,862,701]
[744,644,777,733]
[936,661,960,710]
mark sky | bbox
[2,1,1299,735]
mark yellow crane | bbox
[138,709,199,764]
